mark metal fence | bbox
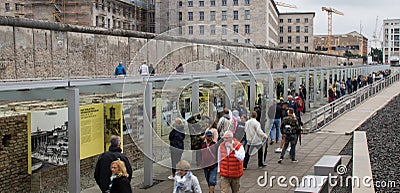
[304,71,400,133]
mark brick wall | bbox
[0,115,30,192]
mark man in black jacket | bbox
[94,135,132,193]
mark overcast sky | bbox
[278,0,398,46]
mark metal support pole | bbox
[331,69,335,86]
[192,81,200,114]
[295,73,300,94]
[68,88,80,193]
[313,70,317,106]
[144,82,153,187]
[283,73,288,100]
[305,70,310,111]
[326,70,330,102]
[225,80,232,109]
[250,76,256,112]
[268,75,275,100]
[320,70,325,104]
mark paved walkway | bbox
[83,79,400,193]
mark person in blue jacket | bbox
[114,62,127,77]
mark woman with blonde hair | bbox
[108,160,132,193]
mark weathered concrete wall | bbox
[0,17,362,81]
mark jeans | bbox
[269,119,281,141]
[243,144,264,168]
[280,134,298,160]
[203,167,218,186]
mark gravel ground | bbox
[332,94,400,192]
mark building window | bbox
[5,3,10,12]
[210,25,216,35]
[188,26,193,34]
[245,39,251,43]
[199,1,204,6]
[279,19,283,23]
[288,46,292,49]
[296,18,300,23]
[305,18,309,23]
[233,11,238,20]
[233,0,238,5]
[280,36,284,43]
[222,0,227,6]
[222,25,227,34]
[233,39,239,43]
[179,1,182,6]
[305,36,309,43]
[279,26,283,33]
[245,25,250,34]
[179,12,182,21]
[233,25,238,33]
[296,36,300,43]
[15,3,20,11]
[210,11,216,21]
[288,18,292,23]
[296,26,300,33]
[188,12,193,20]
[108,18,111,28]
[245,0,250,5]
[288,26,292,33]
[199,11,204,21]
[288,36,292,43]
[200,25,204,35]
[296,46,300,50]
[96,16,99,26]
[188,1,193,6]
[211,0,216,6]
[304,26,309,33]
[245,10,250,20]
[222,11,227,20]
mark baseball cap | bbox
[205,131,213,136]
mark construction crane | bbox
[275,1,297,8]
[322,7,344,54]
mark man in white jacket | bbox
[243,111,268,169]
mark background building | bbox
[0,0,154,32]
[155,0,279,46]
[278,12,315,51]
[314,31,368,58]
[383,19,400,65]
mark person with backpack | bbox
[94,135,132,193]
[278,108,300,163]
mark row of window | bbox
[279,26,309,33]
[95,16,135,30]
[95,0,134,19]
[185,0,250,7]
[4,3,21,12]
[283,46,309,51]
[185,25,251,35]
[279,36,309,44]
[279,18,309,24]
[184,10,250,21]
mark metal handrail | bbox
[305,72,400,133]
